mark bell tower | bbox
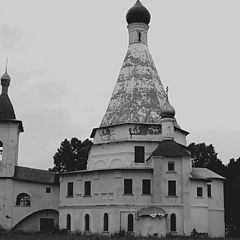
[0,69,23,177]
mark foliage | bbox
[187,143,240,237]
[51,138,93,173]
[0,230,233,240]
[187,143,225,176]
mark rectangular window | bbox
[134,146,145,163]
[67,182,73,197]
[46,187,51,193]
[142,179,151,195]
[207,184,212,198]
[84,181,91,196]
[124,179,132,194]
[168,180,176,196]
[168,162,175,171]
[197,187,203,197]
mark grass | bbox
[0,231,236,240]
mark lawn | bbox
[0,231,236,240]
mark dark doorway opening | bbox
[40,218,54,232]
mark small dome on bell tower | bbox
[126,0,151,25]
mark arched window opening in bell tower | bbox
[138,32,142,42]
[0,141,3,161]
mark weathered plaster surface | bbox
[100,43,167,127]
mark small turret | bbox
[0,69,16,120]
[160,87,175,140]
[160,87,175,119]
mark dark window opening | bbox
[168,180,176,196]
[103,213,109,232]
[138,32,142,42]
[197,187,203,197]
[85,214,90,231]
[84,181,91,196]
[127,214,134,232]
[124,179,132,195]
[207,184,212,198]
[168,162,175,171]
[0,141,3,161]
[170,213,176,231]
[142,179,151,195]
[67,182,73,197]
[46,187,51,193]
[134,146,145,163]
[16,193,31,206]
[66,214,71,231]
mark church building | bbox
[0,0,224,237]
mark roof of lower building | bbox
[58,166,153,175]
[13,166,58,184]
[149,139,191,158]
[192,167,225,180]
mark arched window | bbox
[16,193,31,206]
[103,213,109,232]
[170,213,176,232]
[0,141,3,161]
[85,214,90,231]
[127,214,134,232]
[66,214,71,231]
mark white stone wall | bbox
[0,122,21,177]
[12,180,59,228]
[0,178,59,230]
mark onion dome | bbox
[126,0,151,25]
[160,96,175,119]
[0,71,16,120]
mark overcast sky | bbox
[0,0,240,169]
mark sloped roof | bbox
[100,43,181,128]
[0,93,16,120]
[13,166,58,184]
[137,207,167,218]
[192,167,225,180]
[150,139,190,158]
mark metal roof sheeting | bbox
[13,166,57,184]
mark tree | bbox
[187,142,225,176]
[224,157,240,237]
[51,138,93,173]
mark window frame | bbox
[142,179,151,195]
[67,182,74,197]
[134,146,145,163]
[124,179,133,195]
[66,214,71,231]
[197,187,203,197]
[168,180,176,196]
[0,140,3,161]
[207,184,212,198]
[127,214,134,232]
[168,162,175,172]
[85,214,90,232]
[103,213,109,232]
[16,193,31,207]
[170,213,177,232]
[84,181,91,196]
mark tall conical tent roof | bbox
[100,43,167,127]
[100,1,180,128]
